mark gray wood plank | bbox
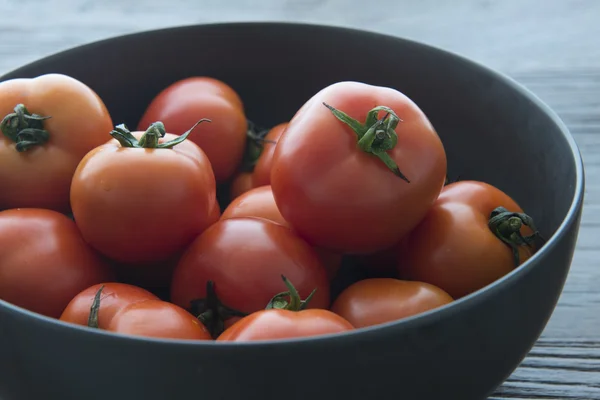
[0,1,598,399]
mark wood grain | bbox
[0,0,599,399]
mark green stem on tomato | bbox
[0,104,52,152]
[265,275,317,312]
[322,102,410,182]
[239,120,275,172]
[110,119,211,149]
[87,285,105,329]
[191,281,248,339]
[488,206,541,267]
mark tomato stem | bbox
[265,275,316,311]
[322,102,409,182]
[87,285,105,329]
[190,281,248,338]
[239,120,275,172]
[488,206,541,267]
[110,119,211,149]
[0,104,51,152]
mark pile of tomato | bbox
[0,74,542,342]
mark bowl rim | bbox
[0,20,585,348]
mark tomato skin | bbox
[397,180,536,299]
[0,74,113,213]
[170,217,330,316]
[229,172,255,201]
[252,122,287,187]
[0,208,113,318]
[270,81,447,254]
[60,283,159,328]
[107,299,212,340]
[217,308,354,341]
[137,77,247,182]
[330,278,453,328]
[70,132,217,265]
[220,185,342,280]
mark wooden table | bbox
[2,0,599,398]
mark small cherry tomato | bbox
[137,77,247,182]
[220,185,342,280]
[0,73,114,213]
[397,180,540,299]
[0,208,113,318]
[330,278,453,328]
[271,81,447,254]
[170,217,330,336]
[252,122,287,187]
[70,121,217,265]
[217,276,353,341]
[107,299,212,340]
[60,283,159,328]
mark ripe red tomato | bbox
[60,283,159,328]
[137,77,247,182]
[70,121,217,265]
[170,217,330,335]
[252,122,287,187]
[107,299,212,340]
[229,172,255,201]
[0,208,113,318]
[397,180,540,299]
[0,74,113,213]
[330,278,453,328]
[270,81,447,254]
[220,185,342,280]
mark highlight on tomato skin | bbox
[270,81,447,255]
[397,180,541,299]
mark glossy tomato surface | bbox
[330,278,453,328]
[0,208,113,318]
[252,122,288,188]
[0,74,113,213]
[170,217,330,316]
[270,81,447,254]
[71,131,217,265]
[398,180,537,299]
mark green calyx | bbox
[0,104,51,152]
[488,206,541,267]
[110,118,211,149]
[87,285,105,329]
[265,275,317,311]
[240,120,275,172]
[191,281,248,339]
[323,102,409,182]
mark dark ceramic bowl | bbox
[0,22,584,400]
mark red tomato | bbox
[252,122,287,187]
[170,217,330,335]
[220,185,342,280]
[60,283,159,328]
[330,278,453,328]
[70,121,217,265]
[0,74,113,213]
[137,77,247,182]
[107,299,212,340]
[0,208,113,318]
[397,180,539,299]
[229,172,254,201]
[270,81,447,254]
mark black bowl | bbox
[0,22,584,400]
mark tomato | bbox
[220,185,342,280]
[107,299,212,340]
[270,81,447,254]
[170,217,330,336]
[70,121,217,265]
[60,283,158,328]
[218,276,353,341]
[330,278,453,328]
[0,74,113,213]
[252,122,287,187]
[137,77,247,182]
[397,180,540,299]
[0,208,113,318]
[229,172,254,200]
